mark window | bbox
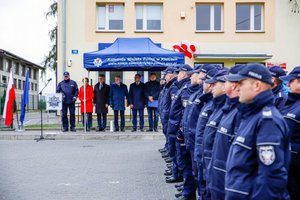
[31,82,34,91]
[13,78,17,88]
[33,69,37,80]
[135,4,162,31]
[23,80,25,89]
[235,62,265,66]
[18,80,22,90]
[35,83,37,91]
[194,62,224,69]
[236,4,263,32]
[21,65,26,76]
[96,4,124,31]
[14,63,19,75]
[28,68,32,78]
[2,76,7,84]
[0,57,3,70]
[6,60,11,72]
[196,4,223,32]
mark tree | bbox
[44,0,57,71]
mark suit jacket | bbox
[94,82,110,113]
[128,82,146,109]
[109,83,129,111]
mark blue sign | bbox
[71,50,79,54]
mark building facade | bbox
[0,49,43,111]
[57,0,300,114]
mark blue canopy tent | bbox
[83,37,185,71]
[82,38,184,132]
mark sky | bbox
[0,0,56,92]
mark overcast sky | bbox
[0,0,56,92]
[0,0,55,64]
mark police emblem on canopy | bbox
[259,145,275,165]
[93,58,103,67]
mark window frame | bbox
[135,4,163,33]
[195,3,224,33]
[96,3,125,32]
[235,3,264,33]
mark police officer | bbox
[174,65,203,200]
[56,71,78,132]
[269,66,288,109]
[209,64,245,199]
[225,63,290,199]
[166,64,192,184]
[194,69,218,200]
[202,69,228,199]
[158,67,178,155]
[279,66,300,200]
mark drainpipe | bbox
[62,0,67,74]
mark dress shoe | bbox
[70,128,76,132]
[114,128,119,132]
[154,128,158,132]
[96,128,102,132]
[177,187,183,192]
[131,128,137,132]
[162,154,169,159]
[175,183,184,188]
[146,129,153,132]
[158,148,165,153]
[166,163,172,168]
[101,128,106,132]
[175,192,182,198]
[121,128,125,132]
[62,129,68,132]
[174,195,196,200]
[164,171,172,176]
[165,176,183,183]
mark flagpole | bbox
[15,100,20,130]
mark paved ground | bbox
[0,140,175,200]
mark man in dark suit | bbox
[145,73,161,132]
[129,74,146,132]
[109,76,129,132]
[94,74,110,131]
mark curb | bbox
[0,131,165,140]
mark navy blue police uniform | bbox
[208,65,245,200]
[225,64,290,200]
[177,81,201,199]
[159,67,178,151]
[269,66,288,109]
[279,66,300,200]
[56,72,78,131]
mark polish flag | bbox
[3,70,16,126]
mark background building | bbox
[57,0,300,114]
[0,49,43,111]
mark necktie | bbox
[99,84,102,91]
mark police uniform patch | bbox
[182,100,188,107]
[171,94,176,100]
[259,145,275,165]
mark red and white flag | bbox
[3,70,16,126]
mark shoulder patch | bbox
[259,145,275,166]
